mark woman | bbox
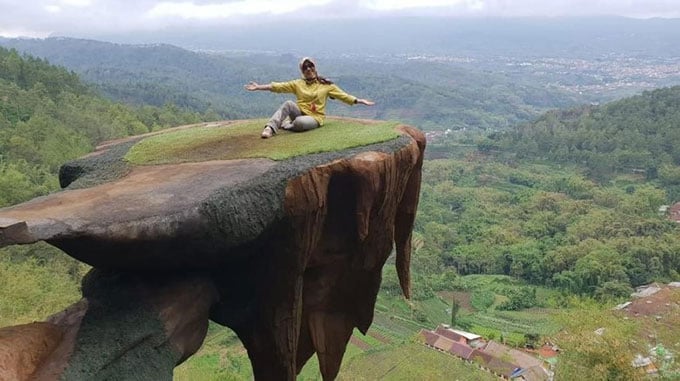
[244,57,375,138]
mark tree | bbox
[498,287,538,310]
[620,185,666,216]
[451,298,461,326]
[594,281,632,301]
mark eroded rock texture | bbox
[0,122,425,380]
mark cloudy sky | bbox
[1,0,679,38]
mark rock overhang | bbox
[0,117,426,380]
[1,118,418,270]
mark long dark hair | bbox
[304,75,333,85]
[317,76,333,85]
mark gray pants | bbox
[266,100,319,133]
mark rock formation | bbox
[0,118,425,380]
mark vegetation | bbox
[413,157,680,298]
[0,243,89,326]
[125,119,400,164]
[0,46,216,207]
[2,42,680,380]
[554,300,645,381]
[497,86,680,186]
[173,272,680,380]
[174,323,253,381]
[0,46,214,324]
[333,342,499,380]
[174,278,508,380]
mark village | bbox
[419,324,556,381]
[419,282,680,380]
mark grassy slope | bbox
[333,343,499,381]
[0,243,89,327]
[176,325,500,381]
[174,274,562,380]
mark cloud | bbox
[45,4,61,13]
[43,0,92,14]
[360,0,483,12]
[0,0,679,39]
[60,0,91,6]
[476,0,680,18]
[147,0,334,19]
[0,26,51,38]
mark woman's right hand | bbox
[244,81,259,91]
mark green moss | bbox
[125,119,401,165]
[60,139,139,189]
[61,270,179,381]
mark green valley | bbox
[1,40,679,380]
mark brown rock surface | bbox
[0,322,64,381]
[0,120,425,380]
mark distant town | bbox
[403,54,680,99]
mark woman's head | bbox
[299,57,315,71]
[299,57,333,85]
[300,57,317,79]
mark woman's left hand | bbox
[357,98,375,106]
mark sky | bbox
[1,0,679,38]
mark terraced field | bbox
[176,275,565,379]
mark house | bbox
[483,340,545,370]
[419,329,458,353]
[420,329,484,360]
[418,329,440,346]
[436,324,483,347]
[448,340,476,360]
[419,328,478,360]
[420,326,551,380]
[469,349,517,377]
[481,341,550,381]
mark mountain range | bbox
[1,16,679,132]
[87,17,680,59]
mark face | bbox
[301,61,316,79]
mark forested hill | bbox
[0,46,210,207]
[0,37,583,132]
[498,86,680,190]
[414,85,680,303]
[0,37,253,116]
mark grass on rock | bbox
[125,119,401,165]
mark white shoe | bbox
[261,126,274,139]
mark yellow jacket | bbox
[270,79,357,125]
